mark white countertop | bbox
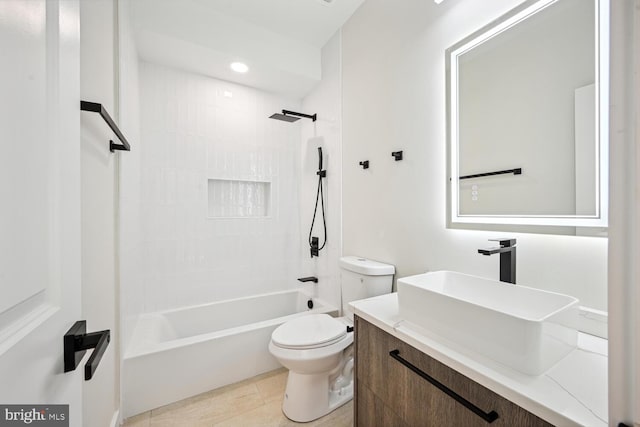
[350,293,608,427]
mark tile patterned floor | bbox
[122,368,354,427]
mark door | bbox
[0,0,82,425]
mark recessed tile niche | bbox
[207,178,271,218]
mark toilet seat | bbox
[268,328,353,366]
[272,314,347,350]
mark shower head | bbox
[269,113,301,122]
[269,109,317,122]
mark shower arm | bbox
[282,110,317,122]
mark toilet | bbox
[269,256,395,422]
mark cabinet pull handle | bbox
[389,349,499,424]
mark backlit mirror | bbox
[447,0,608,228]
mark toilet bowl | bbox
[269,314,353,422]
[269,256,395,422]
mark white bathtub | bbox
[122,290,336,418]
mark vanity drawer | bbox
[354,316,553,427]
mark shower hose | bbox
[309,147,327,256]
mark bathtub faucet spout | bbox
[297,276,318,283]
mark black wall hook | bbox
[359,160,369,169]
[392,151,403,161]
[64,320,110,381]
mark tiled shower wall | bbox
[135,62,304,313]
[299,32,343,311]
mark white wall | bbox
[117,0,142,372]
[300,32,343,311]
[79,0,119,425]
[133,62,304,314]
[341,0,607,311]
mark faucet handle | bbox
[488,238,516,247]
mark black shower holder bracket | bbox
[392,151,403,161]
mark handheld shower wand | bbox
[317,147,326,178]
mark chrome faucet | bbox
[478,238,516,284]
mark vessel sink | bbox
[397,271,579,375]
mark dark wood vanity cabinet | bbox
[354,316,554,427]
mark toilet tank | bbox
[340,256,395,319]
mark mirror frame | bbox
[446,0,609,227]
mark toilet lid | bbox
[272,314,347,349]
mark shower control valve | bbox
[317,170,327,178]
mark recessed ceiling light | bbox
[230,62,249,73]
[434,0,445,3]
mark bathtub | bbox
[122,290,336,418]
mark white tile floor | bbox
[122,368,353,427]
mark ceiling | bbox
[130,0,365,99]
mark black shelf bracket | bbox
[459,168,521,180]
[390,349,499,423]
[80,101,131,153]
[64,320,110,381]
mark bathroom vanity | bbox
[354,316,551,426]
[351,293,607,427]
